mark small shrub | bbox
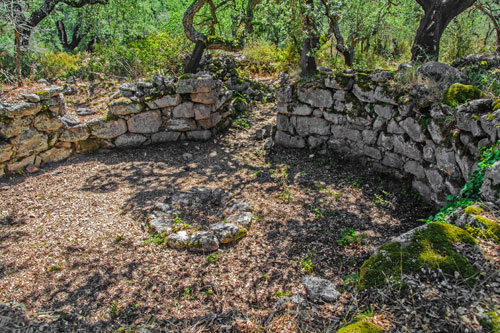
[34,52,82,79]
[338,229,360,247]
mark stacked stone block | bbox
[275,71,500,205]
[0,74,233,177]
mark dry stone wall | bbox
[0,73,233,178]
[275,70,500,205]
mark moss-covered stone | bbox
[442,83,482,107]
[76,139,100,154]
[481,310,500,332]
[359,223,478,290]
[471,215,500,243]
[337,321,383,333]
[493,99,500,112]
[465,206,485,215]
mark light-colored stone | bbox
[400,117,425,142]
[166,119,197,132]
[455,151,475,181]
[391,224,429,248]
[362,130,378,145]
[374,86,397,104]
[427,121,444,144]
[423,143,435,162]
[186,130,212,141]
[377,132,393,150]
[277,114,290,132]
[6,102,40,118]
[382,152,403,169]
[275,130,306,148]
[323,112,345,124]
[194,104,212,120]
[127,111,162,134]
[167,231,190,249]
[293,104,313,116]
[352,84,375,104]
[172,102,195,118]
[393,135,422,161]
[115,133,147,147]
[191,91,218,104]
[188,231,219,252]
[33,112,63,132]
[210,223,247,244]
[76,107,95,116]
[39,147,72,164]
[404,160,425,179]
[88,118,127,139]
[480,112,500,142]
[11,129,48,158]
[387,119,405,134]
[296,117,330,136]
[374,104,393,119]
[225,199,252,215]
[308,135,327,148]
[146,94,181,109]
[412,180,432,200]
[456,111,483,137]
[60,125,90,142]
[7,155,36,172]
[226,212,253,228]
[298,88,333,108]
[0,117,31,138]
[151,131,180,143]
[149,217,174,234]
[21,94,40,103]
[425,168,444,192]
[435,147,458,177]
[109,98,144,115]
[363,146,382,160]
[176,76,218,94]
[302,276,340,303]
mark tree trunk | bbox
[184,40,207,74]
[411,0,477,63]
[15,29,22,87]
[300,35,319,76]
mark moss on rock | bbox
[337,321,383,333]
[359,223,478,290]
[442,83,482,107]
[470,215,500,243]
[493,99,500,112]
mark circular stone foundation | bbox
[146,186,252,252]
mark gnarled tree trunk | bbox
[411,0,477,62]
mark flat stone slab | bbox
[148,217,174,234]
[224,199,252,215]
[188,232,219,252]
[210,223,247,244]
[226,212,252,228]
[302,276,340,303]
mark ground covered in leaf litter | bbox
[1,100,497,332]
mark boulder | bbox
[6,102,40,118]
[11,129,48,158]
[151,131,181,143]
[176,75,218,94]
[33,112,63,132]
[173,102,195,118]
[295,117,330,136]
[0,143,13,163]
[0,117,31,138]
[275,131,305,149]
[298,89,333,108]
[418,61,464,86]
[39,147,72,164]
[167,231,190,249]
[108,98,144,115]
[226,212,252,228]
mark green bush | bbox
[241,40,299,75]
[88,32,189,78]
[34,51,83,79]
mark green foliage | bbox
[272,289,293,298]
[279,189,293,203]
[442,83,482,107]
[206,252,222,264]
[358,223,478,290]
[233,119,251,129]
[427,142,500,224]
[464,66,500,99]
[34,52,83,79]
[89,32,189,78]
[301,258,314,274]
[338,229,360,247]
[241,40,299,75]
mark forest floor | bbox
[0,96,498,332]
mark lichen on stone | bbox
[359,222,478,290]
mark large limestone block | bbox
[0,143,13,163]
[127,111,162,134]
[0,117,31,138]
[11,128,48,158]
[115,133,147,147]
[60,125,90,142]
[393,135,422,161]
[33,112,63,132]
[172,102,195,118]
[298,88,333,108]
[39,147,72,164]
[275,130,305,148]
[6,102,41,118]
[88,118,127,139]
[295,117,330,136]
[166,119,197,132]
[146,94,181,109]
[176,75,218,94]
[108,98,144,115]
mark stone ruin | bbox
[274,66,500,206]
[146,186,253,252]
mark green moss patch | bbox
[469,215,500,243]
[482,310,500,332]
[359,223,478,290]
[493,99,500,112]
[337,321,383,333]
[442,83,482,107]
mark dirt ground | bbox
[0,98,450,331]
